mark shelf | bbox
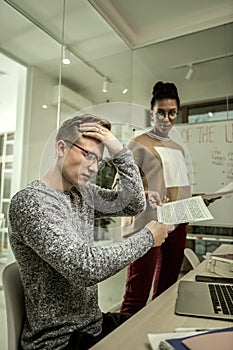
[3,169,13,174]
[187,234,233,243]
[6,140,14,145]
[0,155,14,163]
[1,199,10,203]
[0,132,15,239]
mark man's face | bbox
[58,136,104,189]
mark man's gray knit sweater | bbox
[8,149,154,349]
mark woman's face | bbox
[151,98,178,137]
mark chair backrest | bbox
[2,262,25,350]
[184,248,200,269]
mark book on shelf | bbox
[157,326,233,350]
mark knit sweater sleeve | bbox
[9,183,154,288]
[84,147,147,218]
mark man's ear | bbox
[150,110,154,121]
[149,110,155,127]
[57,140,66,157]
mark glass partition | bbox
[131,23,233,125]
[0,0,133,247]
[0,0,132,186]
[0,1,232,247]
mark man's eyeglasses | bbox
[154,110,178,121]
[64,140,105,166]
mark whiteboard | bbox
[175,120,233,227]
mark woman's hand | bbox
[192,193,222,207]
[147,191,169,209]
[78,122,124,155]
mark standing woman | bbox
[120,81,192,314]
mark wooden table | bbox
[91,244,233,350]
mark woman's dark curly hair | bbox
[150,81,180,110]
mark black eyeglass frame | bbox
[63,140,104,165]
[153,110,178,121]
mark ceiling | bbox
[89,0,233,48]
[0,0,233,111]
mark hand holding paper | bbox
[157,196,213,225]
[202,181,233,201]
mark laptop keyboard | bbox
[209,283,233,315]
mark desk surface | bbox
[91,244,233,350]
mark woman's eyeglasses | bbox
[154,110,178,121]
[64,140,105,166]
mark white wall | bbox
[20,68,60,186]
[0,53,26,133]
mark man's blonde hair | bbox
[56,114,111,143]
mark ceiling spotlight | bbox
[185,65,194,80]
[102,78,108,93]
[122,88,128,94]
[62,46,71,65]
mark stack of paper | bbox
[209,253,233,278]
[148,331,205,350]
[148,327,233,350]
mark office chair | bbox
[2,261,25,350]
[184,247,200,269]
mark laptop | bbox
[175,280,233,321]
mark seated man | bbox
[8,113,168,350]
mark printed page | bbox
[157,196,214,225]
